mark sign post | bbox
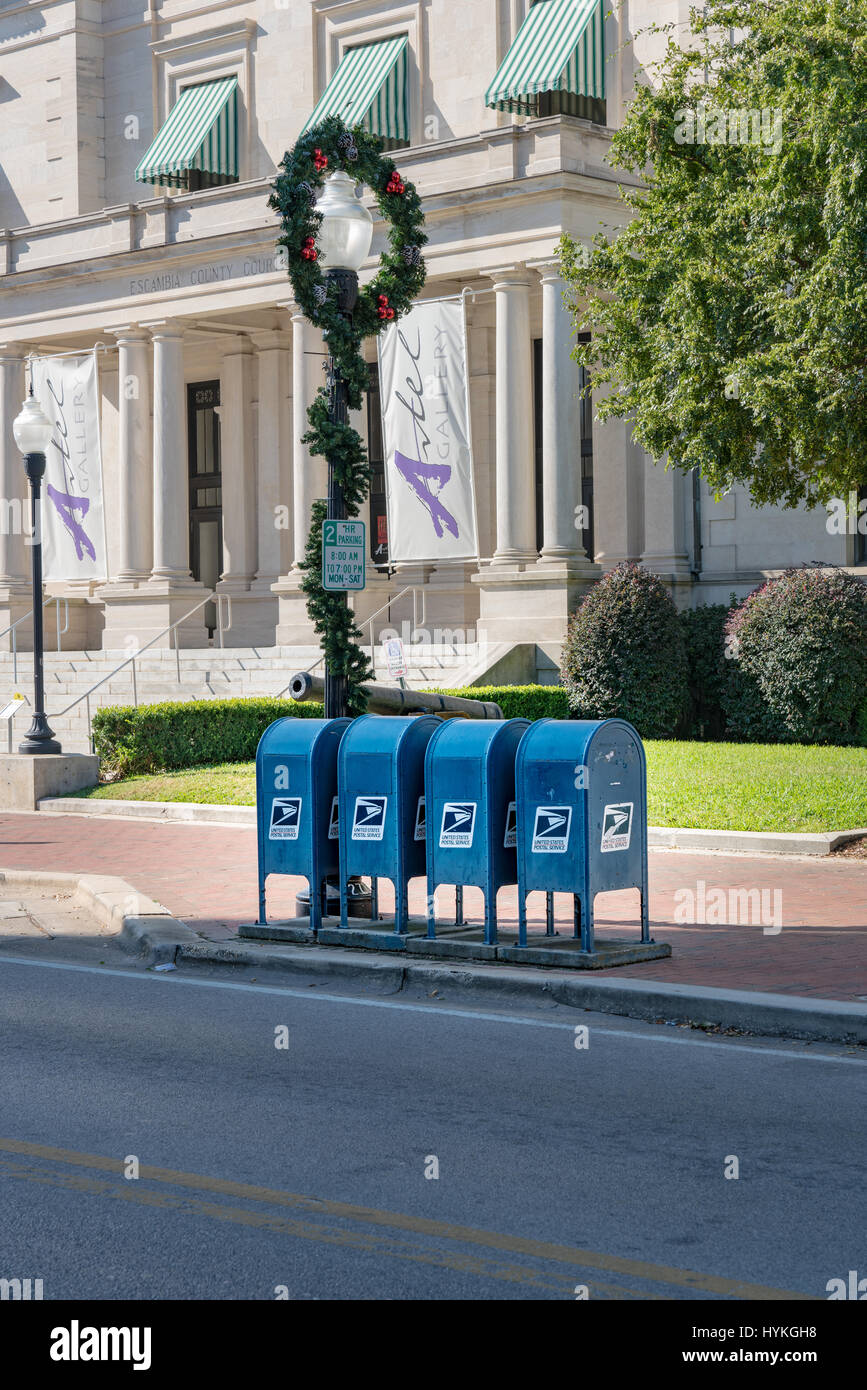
[322,519,366,593]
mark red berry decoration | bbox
[313,148,328,172]
[377,294,395,321]
[301,236,318,261]
[386,170,405,195]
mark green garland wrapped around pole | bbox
[269,118,427,715]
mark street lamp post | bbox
[315,170,373,719]
[12,390,62,755]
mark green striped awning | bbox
[302,35,409,142]
[485,0,605,114]
[136,78,238,189]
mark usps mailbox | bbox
[425,718,529,943]
[256,716,350,932]
[337,714,440,932]
[515,718,649,953]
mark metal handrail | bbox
[365,585,417,655]
[0,597,70,683]
[50,590,230,750]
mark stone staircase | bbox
[0,640,533,755]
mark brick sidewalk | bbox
[1,811,865,1002]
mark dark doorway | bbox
[367,362,389,567]
[187,380,223,636]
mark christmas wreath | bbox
[269,118,426,712]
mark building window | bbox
[303,34,410,151]
[533,333,594,557]
[136,78,240,192]
[486,0,606,127]
[367,363,389,566]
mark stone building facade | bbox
[0,0,862,674]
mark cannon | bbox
[287,671,503,721]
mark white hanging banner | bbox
[30,352,108,583]
[378,298,478,563]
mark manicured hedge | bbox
[562,563,689,738]
[722,567,867,745]
[429,685,570,720]
[93,698,324,777]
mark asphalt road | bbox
[0,944,864,1301]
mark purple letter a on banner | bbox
[395,451,459,540]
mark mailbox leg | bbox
[455,884,464,929]
[573,894,581,941]
[640,886,650,943]
[395,881,408,935]
[517,890,528,948]
[582,897,595,955]
[545,891,555,936]
[426,878,437,939]
[258,875,267,926]
[310,879,322,936]
[371,877,379,923]
[339,876,349,929]
[483,885,497,947]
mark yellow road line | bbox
[0,1138,814,1300]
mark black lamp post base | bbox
[19,715,62,755]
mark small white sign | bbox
[383,637,407,679]
[0,697,25,722]
[504,800,517,849]
[351,795,387,841]
[269,796,302,841]
[328,795,339,840]
[439,801,476,848]
[322,518,366,592]
[531,805,572,854]
[413,795,426,841]
[601,802,633,852]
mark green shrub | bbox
[678,604,729,739]
[722,567,867,745]
[429,685,570,720]
[561,562,689,738]
[93,697,324,777]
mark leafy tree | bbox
[561,0,867,509]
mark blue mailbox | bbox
[256,716,350,933]
[424,718,529,943]
[337,714,440,933]
[515,718,649,953]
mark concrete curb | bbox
[3,866,865,1043]
[0,866,198,965]
[34,796,867,857]
[175,936,867,1045]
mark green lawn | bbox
[70,742,867,833]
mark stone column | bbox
[218,335,256,585]
[274,308,326,646]
[291,309,327,566]
[252,328,292,588]
[537,265,585,562]
[112,327,152,580]
[150,322,191,582]
[126,319,207,648]
[640,454,693,606]
[592,384,645,570]
[490,266,536,563]
[0,344,32,646]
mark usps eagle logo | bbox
[269,797,302,840]
[531,805,572,853]
[600,802,633,852]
